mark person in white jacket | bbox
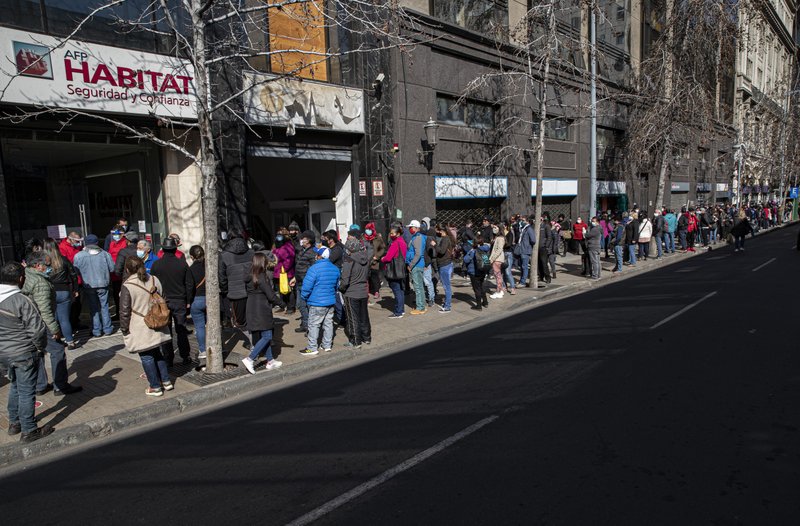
[638,213,653,260]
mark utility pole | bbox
[589,0,597,219]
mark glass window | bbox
[437,95,495,129]
[432,0,509,35]
[533,116,572,141]
[0,1,45,32]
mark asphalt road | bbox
[2,227,799,525]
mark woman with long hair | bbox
[488,224,507,299]
[380,226,407,318]
[119,256,173,396]
[188,245,207,359]
[43,238,79,349]
[434,224,456,312]
[242,252,284,374]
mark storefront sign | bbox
[434,176,508,199]
[243,72,364,133]
[531,178,578,197]
[596,181,626,195]
[670,182,690,192]
[46,224,67,239]
[716,183,729,192]
[138,220,147,233]
[696,183,712,193]
[358,181,367,196]
[0,28,196,118]
[372,180,384,197]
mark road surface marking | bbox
[650,291,717,330]
[751,258,776,272]
[285,414,500,526]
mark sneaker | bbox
[388,313,404,319]
[241,357,256,374]
[7,422,21,436]
[145,387,163,397]
[343,342,362,349]
[410,309,427,315]
[162,381,174,391]
[323,348,332,353]
[470,305,483,311]
[439,307,451,313]
[490,291,504,299]
[363,340,372,345]
[266,359,283,371]
[66,341,79,350]
[19,425,54,443]
[198,352,207,360]
[299,348,319,356]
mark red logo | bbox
[13,42,53,79]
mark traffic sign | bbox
[790,187,799,199]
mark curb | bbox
[2,220,796,468]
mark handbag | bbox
[385,253,407,281]
[561,230,573,240]
[278,266,290,295]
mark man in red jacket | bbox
[106,228,128,318]
[59,232,84,330]
[157,233,185,259]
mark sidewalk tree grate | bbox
[181,363,247,386]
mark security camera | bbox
[375,73,385,84]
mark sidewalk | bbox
[0,226,791,463]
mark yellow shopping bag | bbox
[279,266,290,295]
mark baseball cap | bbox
[84,234,99,246]
[406,219,421,229]
[314,247,330,259]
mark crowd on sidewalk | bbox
[0,201,787,443]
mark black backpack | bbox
[475,250,491,274]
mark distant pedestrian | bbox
[340,237,371,348]
[434,224,457,311]
[381,226,408,319]
[364,222,386,305]
[119,256,173,397]
[464,235,490,310]
[585,217,602,279]
[219,231,254,330]
[514,216,535,287]
[43,239,79,350]
[188,245,207,359]
[405,220,428,315]
[151,237,194,366]
[300,247,340,355]
[489,225,507,299]
[73,234,115,338]
[293,231,317,333]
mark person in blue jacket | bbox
[463,235,491,310]
[299,247,341,356]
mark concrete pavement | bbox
[0,226,791,465]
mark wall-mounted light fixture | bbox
[417,118,440,169]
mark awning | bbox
[247,145,352,161]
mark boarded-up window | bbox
[268,1,328,81]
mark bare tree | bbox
[1,0,413,373]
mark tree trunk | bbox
[653,0,674,214]
[192,1,224,373]
[654,134,671,211]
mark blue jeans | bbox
[423,266,434,302]
[297,281,309,328]
[664,232,675,253]
[190,296,206,355]
[6,353,39,433]
[655,233,663,257]
[678,230,687,250]
[55,290,74,343]
[36,330,68,391]
[438,263,453,309]
[84,286,113,336]
[710,227,717,243]
[248,329,274,361]
[503,251,516,290]
[520,253,531,285]
[388,279,405,315]
[307,305,334,350]
[734,235,746,249]
[410,266,426,310]
[614,245,624,271]
[627,245,637,265]
[139,345,170,389]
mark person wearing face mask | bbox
[381,226,408,318]
[272,228,296,314]
[513,216,536,287]
[58,231,85,331]
[115,231,140,280]
[0,261,54,443]
[585,217,602,280]
[135,240,159,275]
[104,217,129,250]
[43,239,79,350]
[292,231,317,333]
[363,222,386,304]
[107,227,128,319]
[74,235,116,338]
[23,251,83,397]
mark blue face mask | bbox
[45,267,53,276]
[276,235,284,242]
[365,229,373,236]
[136,250,145,258]
[112,235,121,242]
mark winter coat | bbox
[653,215,666,235]
[115,244,138,278]
[572,221,587,241]
[107,238,128,281]
[638,218,653,242]
[0,284,47,363]
[58,238,81,264]
[585,223,602,252]
[516,224,536,256]
[677,214,689,232]
[367,235,387,271]
[142,251,159,275]
[151,252,194,305]
[294,245,317,282]
[73,245,115,288]
[49,257,78,294]
[119,274,172,354]
[340,248,370,299]
[245,274,281,331]
[157,249,185,260]
[381,237,408,277]
[300,259,340,307]
[611,224,625,247]
[406,232,426,269]
[665,213,678,233]
[435,236,454,268]
[190,260,206,297]
[328,242,345,269]
[464,243,491,276]
[21,267,59,335]
[730,217,754,237]
[272,242,296,279]
[542,223,557,255]
[489,236,505,263]
[219,237,254,300]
